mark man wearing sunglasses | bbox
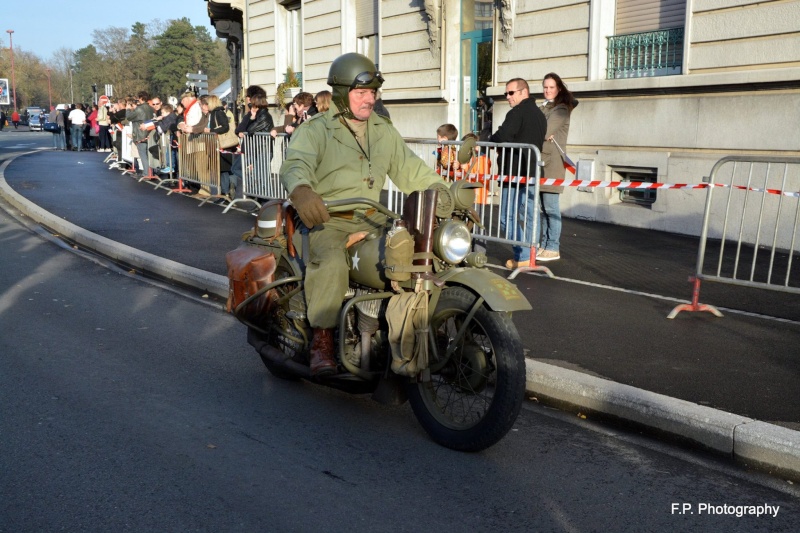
[280,52,444,377]
[490,78,547,268]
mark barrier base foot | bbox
[153,178,178,192]
[167,177,194,196]
[667,276,723,319]
[507,264,555,280]
[667,303,723,319]
[225,197,261,214]
[167,186,194,195]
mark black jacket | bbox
[208,108,230,134]
[235,108,274,135]
[490,97,547,178]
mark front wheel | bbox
[407,287,526,452]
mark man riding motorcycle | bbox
[280,53,444,378]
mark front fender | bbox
[437,268,532,312]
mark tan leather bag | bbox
[225,245,277,326]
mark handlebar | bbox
[324,198,400,219]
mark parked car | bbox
[25,107,45,131]
[28,113,43,131]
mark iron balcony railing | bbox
[607,27,684,79]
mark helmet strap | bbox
[332,86,355,120]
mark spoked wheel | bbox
[407,287,526,452]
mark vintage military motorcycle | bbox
[226,181,531,451]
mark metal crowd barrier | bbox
[669,156,800,318]
[150,132,178,190]
[120,124,135,168]
[174,132,221,201]
[234,132,289,211]
[402,138,546,278]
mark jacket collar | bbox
[325,102,388,155]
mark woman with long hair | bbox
[203,94,236,199]
[231,91,274,193]
[314,90,332,114]
[536,72,576,262]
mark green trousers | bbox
[304,212,386,329]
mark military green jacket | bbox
[280,103,443,211]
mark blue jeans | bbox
[135,142,150,176]
[499,184,536,262]
[230,154,243,179]
[70,124,83,150]
[52,130,65,150]
[220,171,236,197]
[539,192,562,253]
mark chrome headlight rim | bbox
[433,220,472,264]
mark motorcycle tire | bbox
[407,286,526,452]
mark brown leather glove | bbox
[289,185,330,228]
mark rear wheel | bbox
[407,287,526,452]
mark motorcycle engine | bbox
[343,289,383,369]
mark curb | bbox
[2,155,798,482]
[525,362,800,481]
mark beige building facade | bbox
[207,0,800,238]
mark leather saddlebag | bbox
[225,245,277,325]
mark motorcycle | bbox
[226,181,531,451]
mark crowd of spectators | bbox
[41,84,384,205]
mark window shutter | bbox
[357,0,378,38]
[615,0,686,35]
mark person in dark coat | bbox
[490,78,547,268]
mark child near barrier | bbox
[458,132,491,205]
[436,123,460,180]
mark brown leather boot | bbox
[309,328,337,378]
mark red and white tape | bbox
[446,171,800,198]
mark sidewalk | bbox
[1,148,798,481]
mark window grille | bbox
[607,28,683,79]
[615,168,658,207]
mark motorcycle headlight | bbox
[433,220,472,264]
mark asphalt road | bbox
[1,131,798,531]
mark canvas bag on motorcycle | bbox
[387,290,430,377]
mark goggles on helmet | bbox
[349,71,384,91]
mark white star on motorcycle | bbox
[351,251,361,270]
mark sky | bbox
[2,0,216,61]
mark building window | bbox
[614,167,658,207]
[357,35,379,69]
[607,0,685,79]
[281,1,303,75]
[357,0,379,67]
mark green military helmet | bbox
[327,53,384,90]
[327,53,384,119]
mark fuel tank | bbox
[347,231,390,290]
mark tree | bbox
[150,18,196,98]
[150,18,223,98]
[92,26,132,97]
[126,22,153,90]
[73,45,104,104]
